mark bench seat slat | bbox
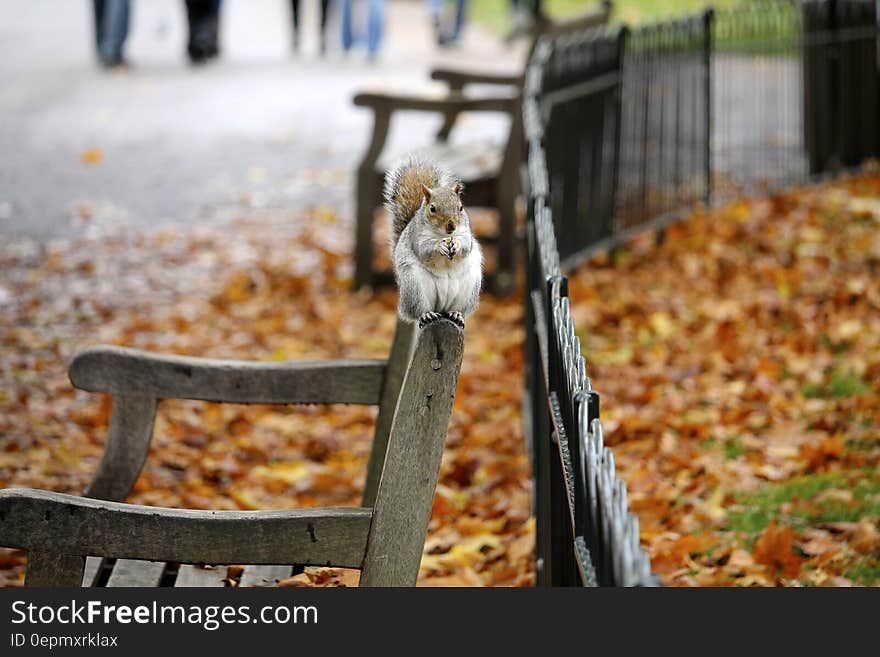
[1,489,372,573]
[238,565,294,587]
[175,564,228,587]
[82,556,104,586]
[106,559,166,587]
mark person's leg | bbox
[319,0,330,52]
[185,0,221,63]
[290,0,300,49]
[97,0,130,66]
[93,0,106,50]
[341,0,354,52]
[366,0,384,57]
[451,0,467,41]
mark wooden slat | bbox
[82,556,104,586]
[360,319,464,586]
[106,559,166,587]
[84,395,157,503]
[353,92,517,114]
[175,564,227,587]
[0,488,372,569]
[69,346,387,405]
[238,565,294,588]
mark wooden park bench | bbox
[0,318,464,587]
[352,1,613,296]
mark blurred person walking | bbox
[185,0,222,64]
[92,0,131,68]
[341,0,386,60]
[291,0,331,53]
[427,0,468,47]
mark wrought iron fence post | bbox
[611,26,629,234]
[829,0,841,170]
[703,8,714,205]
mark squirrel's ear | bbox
[454,181,464,196]
[421,184,433,203]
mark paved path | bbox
[0,0,524,242]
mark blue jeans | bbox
[93,0,130,64]
[341,0,385,56]
[428,0,467,41]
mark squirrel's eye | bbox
[429,204,436,213]
[459,205,463,212]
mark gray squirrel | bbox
[384,157,483,329]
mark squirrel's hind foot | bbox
[444,311,465,329]
[418,312,443,329]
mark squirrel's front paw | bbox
[438,237,458,260]
[418,312,443,329]
[444,311,465,329]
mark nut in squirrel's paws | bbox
[438,237,457,260]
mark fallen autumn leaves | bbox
[569,174,880,586]
[1,174,878,587]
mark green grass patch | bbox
[723,437,747,460]
[845,435,879,454]
[843,558,880,586]
[469,0,745,36]
[727,469,880,538]
[819,333,852,354]
[802,370,870,400]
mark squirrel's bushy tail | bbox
[384,156,453,249]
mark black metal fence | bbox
[523,0,879,586]
[524,34,657,587]
[539,0,879,268]
[617,12,713,230]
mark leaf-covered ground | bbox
[1,174,879,587]
[570,173,880,586]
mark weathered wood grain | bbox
[106,560,166,587]
[84,395,157,502]
[25,552,85,587]
[174,564,227,587]
[69,346,386,405]
[362,318,417,506]
[360,319,464,586]
[0,489,372,569]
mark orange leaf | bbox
[79,148,103,165]
[752,520,803,578]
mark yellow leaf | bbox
[79,148,103,164]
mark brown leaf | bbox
[753,520,803,579]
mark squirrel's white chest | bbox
[421,255,478,312]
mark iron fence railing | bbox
[523,0,879,586]
[617,11,713,230]
[524,34,657,587]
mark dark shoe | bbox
[98,54,129,69]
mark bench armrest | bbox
[0,488,372,586]
[70,346,387,405]
[353,91,518,115]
